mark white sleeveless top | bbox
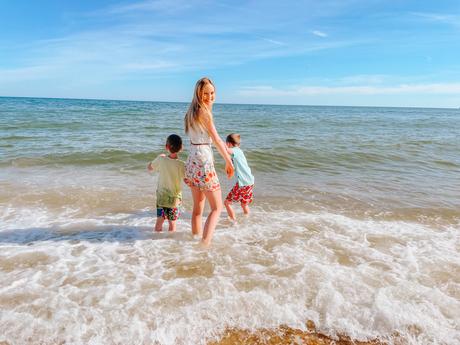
[188,125,212,145]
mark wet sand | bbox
[210,322,391,345]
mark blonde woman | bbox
[184,77,234,246]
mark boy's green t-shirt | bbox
[150,155,185,208]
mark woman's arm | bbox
[202,112,234,178]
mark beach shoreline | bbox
[210,322,391,345]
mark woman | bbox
[184,77,234,246]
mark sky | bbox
[1,0,460,107]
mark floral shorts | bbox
[226,183,254,205]
[157,206,180,221]
[184,145,220,191]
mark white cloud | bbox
[0,66,54,82]
[3,1,459,107]
[312,30,328,37]
[410,12,460,27]
[239,83,460,96]
[259,37,286,46]
[339,74,387,85]
[123,61,178,70]
[108,0,191,14]
[0,2,362,86]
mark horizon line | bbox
[0,95,457,110]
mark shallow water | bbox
[0,97,459,344]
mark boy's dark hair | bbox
[226,133,241,146]
[166,134,183,153]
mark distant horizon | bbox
[1,94,458,110]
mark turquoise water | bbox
[0,97,459,344]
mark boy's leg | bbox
[168,220,177,232]
[155,207,165,232]
[166,207,179,232]
[240,185,253,216]
[225,184,238,221]
[224,199,236,221]
[241,203,250,216]
[154,217,164,232]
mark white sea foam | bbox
[0,205,459,344]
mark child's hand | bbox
[159,154,166,157]
[147,162,153,171]
[225,162,234,179]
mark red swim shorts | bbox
[225,183,254,205]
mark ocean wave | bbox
[0,135,38,141]
[1,150,162,167]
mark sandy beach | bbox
[211,323,390,345]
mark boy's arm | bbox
[147,155,162,172]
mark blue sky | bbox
[1,0,459,107]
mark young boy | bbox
[147,134,185,232]
[224,133,255,221]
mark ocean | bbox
[0,97,459,344]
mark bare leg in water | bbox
[201,189,223,246]
[190,186,206,236]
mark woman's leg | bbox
[190,186,206,236]
[202,189,223,246]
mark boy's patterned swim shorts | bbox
[225,183,254,205]
[156,206,180,221]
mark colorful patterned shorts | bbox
[157,206,180,221]
[184,145,220,191]
[225,183,254,205]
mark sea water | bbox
[0,97,459,344]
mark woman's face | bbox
[201,83,215,107]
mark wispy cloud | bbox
[239,83,460,96]
[410,12,460,27]
[1,1,360,85]
[3,0,459,106]
[312,30,328,37]
[107,0,192,14]
[259,37,286,46]
[0,66,54,82]
[123,61,178,71]
[339,74,388,85]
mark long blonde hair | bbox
[184,77,215,134]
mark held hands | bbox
[225,161,234,179]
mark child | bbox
[224,133,254,221]
[184,77,234,246]
[147,134,185,232]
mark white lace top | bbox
[188,125,212,145]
